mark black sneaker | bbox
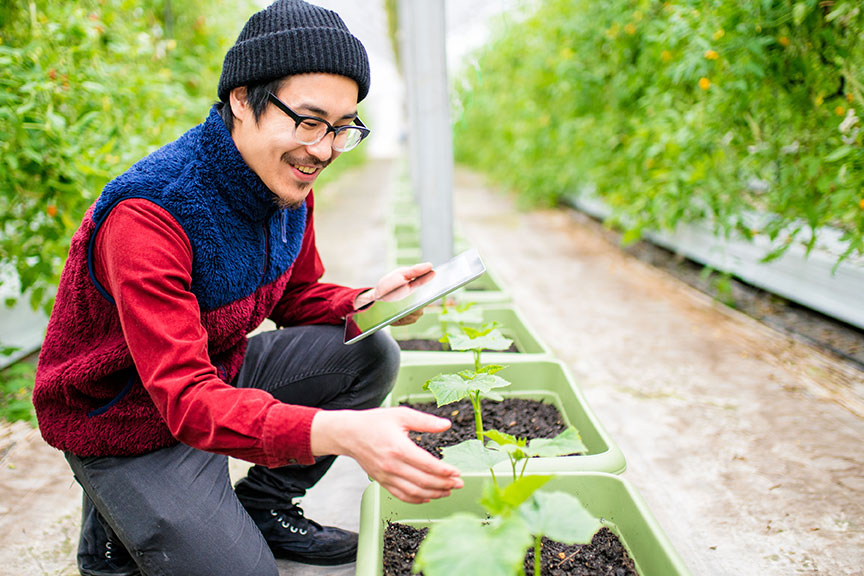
[79,535,141,576]
[247,505,358,566]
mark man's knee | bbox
[352,330,401,404]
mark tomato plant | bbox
[0,0,256,314]
[453,0,864,264]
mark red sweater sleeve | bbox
[270,193,368,326]
[94,199,318,467]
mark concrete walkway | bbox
[2,159,863,576]
[450,168,864,576]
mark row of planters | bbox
[354,178,691,575]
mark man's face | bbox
[229,73,360,209]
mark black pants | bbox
[66,326,400,576]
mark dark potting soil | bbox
[402,397,569,457]
[383,522,638,576]
[397,338,519,353]
[383,522,427,576]
[524,532,639,576]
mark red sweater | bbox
[34,108,367,467]
[34,195,364,467]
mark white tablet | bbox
[344,248,486,345]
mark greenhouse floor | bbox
[1,159,863,576]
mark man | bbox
[32,1,463,575]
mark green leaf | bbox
[441,439,509,473]
[484,429,522,447]
[824,146,853,163]
[470,372,512,401]
[441,302,484,325]
[447,328,513,352]
[792,2,810,26]
[477,363,505,375]
[480,475,553,516]
[413,514,532,576]
[523,427,588,458]
[518,490,601,545]
[422,372,509,406]
[423,373,472,406]
[485,429,529,461]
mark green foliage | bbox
[454,0,864,264]
[442,427,587,480]
[522,427,587,458]
[383,0,400,71]
[519,490,602,545]
[425,321,515,440]
[0,360,37,425]
[413,512,532,576]
[423,371,511,406]
[445,323,514,354]
[0,0,256,314]
[440,438,510,473]
[480,475,553,517]
[414,475,601,576]
[440,301,484,336]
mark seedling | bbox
[427,428,593,575]
[438,300,484,339]
[423,322,514,440]
[443,321,513,372]
[413,474,601,576]
[441,427,588,483]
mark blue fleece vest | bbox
[89,105,307,311]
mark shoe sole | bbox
[270,547,357,566]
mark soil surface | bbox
[382,522,637,576]
[402,397,568,457]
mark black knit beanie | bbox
[217,0,370,103]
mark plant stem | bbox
[519,456,529,480]
[471,391,484,441]
[473,348,482,373]
[534,534,542,576]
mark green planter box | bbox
[393,260,509,303]
[393,221,420,249]
[391,304,552,363]
[356,473,690,576]
[454,267,510,303]
[386,360,625,474]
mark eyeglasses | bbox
[267,92,370,152]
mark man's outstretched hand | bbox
[310,406,463,504]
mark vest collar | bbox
[200,105,275,223]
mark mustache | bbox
[280,152,330,170]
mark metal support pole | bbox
[399,0,454,264]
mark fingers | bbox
[378,439,464,503]
[391,308,424,326]
[316,407,463,504]
[396,406,453,434]
[398,262,433,281]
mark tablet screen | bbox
[344,248,486,344]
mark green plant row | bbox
[0,0,256,314]
[453,0,864,264]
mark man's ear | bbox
[229,86,250,122]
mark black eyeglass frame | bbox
[266,91,370,152]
